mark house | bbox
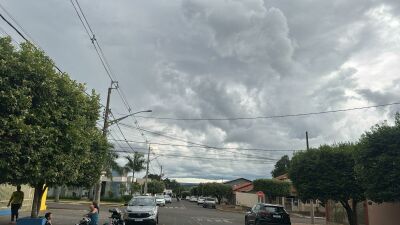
[224,178,252,187]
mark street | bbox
[0,200,326,225]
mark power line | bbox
[115,145,276,160]
[113,150,273,164]
[134,102,400,121]
[118,123,291,155]
[108,138,297,152]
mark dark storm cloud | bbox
[2,0,399,181]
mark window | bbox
[260,206,285,213]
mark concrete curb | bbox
[47,200,122,206]
[290,213,325,220]
[216,207,246,214]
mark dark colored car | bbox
[245,203,291,225]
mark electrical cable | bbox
[134,102,400,121]
[108,138,297,152]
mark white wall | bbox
[236,192,258,208]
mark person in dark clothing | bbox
[7,185,24,223]
[44,212,53,225]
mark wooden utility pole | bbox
[144,145,151,194]
[94,81,116,205]
[306,131,315,224]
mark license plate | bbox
[273,215,281,218]
[135,219,143,222]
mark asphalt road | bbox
[0,200,326,225]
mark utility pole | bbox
[94,81,117,205]
[306,131,315,224]
[160,166,163,178]
[144,145,151,194]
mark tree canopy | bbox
[197,183,232,204]
[271,155,291,177]
[147,180,165,195]
[0,37,111,217]
[355,113,400,203]
[124,153,146,179]
[253,179,291,200]
[289,143,364,225]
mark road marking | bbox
[191,217,233,223]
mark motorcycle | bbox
[105,208,124,225]
[75,217,91,225]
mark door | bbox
[247,204,260,224]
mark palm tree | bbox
[124,152,146,194]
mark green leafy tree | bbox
[147,180,165,195]
[271,155,291,177]
[130,182,141,194]
[164,178,181,194]
[0,37,111,218]
[201,183,232,204]
[289,143,364,225]
[147,174,161,181]
[124,152,145,194]
[355,113,400,203]
[253,179,290,202]
[190,186,199,196]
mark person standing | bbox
[7,185,24,223]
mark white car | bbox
[203,197,216,208]
[190,196,197,202]
[164,195,172,204]
[155,196,166,206]
[185,196,190,200]
[197,197,205,205]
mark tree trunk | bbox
[131,171,135,195]
[54,186,61,202]
[340,200,358,225]
[31,185,44,218]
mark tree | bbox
[147,180,165,195]
[0,37,111,218]
[124,152,145,194]
[190,186,199,196]
[355,113,400,203]
[289,144,364,225]
[147,174,161,181]
[253,179,290,202]
[130,182,141,194]
[271,155,291,177]
[200,183,232,204]
[164,178,181,194]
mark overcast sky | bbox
[1,0,400,183]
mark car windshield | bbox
[128,198,155,206]
[206,198,214,201]
[156,196,164,199]
[164,195,170,198]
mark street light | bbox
[94,109,152,204]
[108,110,152,126]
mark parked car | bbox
[197,197,205,205]
[155,196,166,206]
[203,197,216,208]
[185,196,191,200]
[123,196,159,225]
[245,203,291,225]
[190,196,198,202]
[164,195,172,204]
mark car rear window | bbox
[206,198,215,201]
[261,206,285,213]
